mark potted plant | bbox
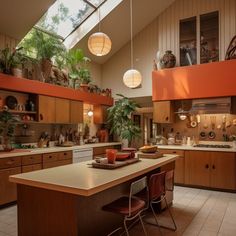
[0,47,27,77]
[107,94,141,147]
[65,48,91,89]
[0,109,18,151]
[19,28,66,81]
[78,68,91,92]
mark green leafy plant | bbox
[19,28,66,61]
[65,48,91,87]
[0,47,26,74]
[107,94,141,146]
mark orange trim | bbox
[0,73,113,106]
[152,60,236,101]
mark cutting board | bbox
[92,157,140,169]
[137,151,163,159]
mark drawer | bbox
[43,153,58,163]
[22,154,42,166]
[0,157,21,170]
[57,151,72,161]
[158,149,184,157]
[22,164,42,173]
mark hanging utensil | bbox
[203,116,208,129]
[208,131,216,139]
[196,114,201,124]
[222,115,226,131]
[210,116,216,130]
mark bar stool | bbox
[103,176,149,236]
[148,171,177,233]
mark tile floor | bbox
[0,186,236,236]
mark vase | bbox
[41,59,52,82]
[161,50,176,68]
[79,84,89,92]
[12,68,23,78]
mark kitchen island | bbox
[10,154,178,236]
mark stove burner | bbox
[194,144,232,148]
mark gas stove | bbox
[193,144,232,149]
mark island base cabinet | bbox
[185,151,236,190]
[0,167,21,205]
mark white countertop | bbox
[0,142,122,159]
[9,154,178,196]
[157,144,236,152]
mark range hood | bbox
[191,97,232,114]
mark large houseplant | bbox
[20,28,66,81]
[107,94,141,147]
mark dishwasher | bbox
[72,148,93,163]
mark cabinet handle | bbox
[172,151,176,153]
[49,156,52,158]
[205,164,209,169]
[64,153,67,155]
[165,116,169,121]
[212,165,215,170]
[40,114,43,120]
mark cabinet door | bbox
[153,101,174,123]
[55,98,70,123]
[210,152,236,190]
[93,105,109,124]
[70,100,83,124]
[0,167,21,205]
[38,95,55,123]
[185,151,211,187]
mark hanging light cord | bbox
[98,7,101,32]
[130,0,133,69]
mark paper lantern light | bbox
[88,32,112,56]
[123,69,142,89]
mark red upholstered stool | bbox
[103,176,149,236]
[148,171,177,234]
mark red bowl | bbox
[116,152,130,161]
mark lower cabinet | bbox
[158,149,185,184]
[0,167,21,205]
[185,151,236,190]
[42,151,72,169]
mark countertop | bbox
[157,144,236,152]
[9,154,178,196]
[0,142,122,159]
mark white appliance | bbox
[72,148,93,163]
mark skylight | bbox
[36,0,106,39]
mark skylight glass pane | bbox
[36,0,95,38]
[87,0,106,7]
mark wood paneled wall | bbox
[0,33,18,50]
[158,0,236,65]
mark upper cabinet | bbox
[38,95,56,123]
[93,105,109,124]
[55,98,70,124]
[70,100,83,124]
[153,101,174,123]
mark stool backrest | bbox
[165,170,174,191]
[128,176,148,216]
[149,171,166,201]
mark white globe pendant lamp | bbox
[88,32,111,56]
[123,0,142,89]
[88,8,111,57]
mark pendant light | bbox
[123,0,142,89]
[88,8,112,56]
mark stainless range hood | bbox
[191,97,232,114]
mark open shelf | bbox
[0,110,37,114]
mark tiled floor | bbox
[0,186,236,236]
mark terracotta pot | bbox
[79,84,89,92]
[41,59,52,81]
[11,68,23,78]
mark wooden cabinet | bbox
[93,105,109,124]
[38,95,56,123]
[158,149,185,184]
[0,156,21,169]
[42,151,72,169]
[70,100,83,124]
[0,167,21,205]
[55,98,70,123]
[185,151,236,190]
[153,101,174,123]
[22,164,42,173]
